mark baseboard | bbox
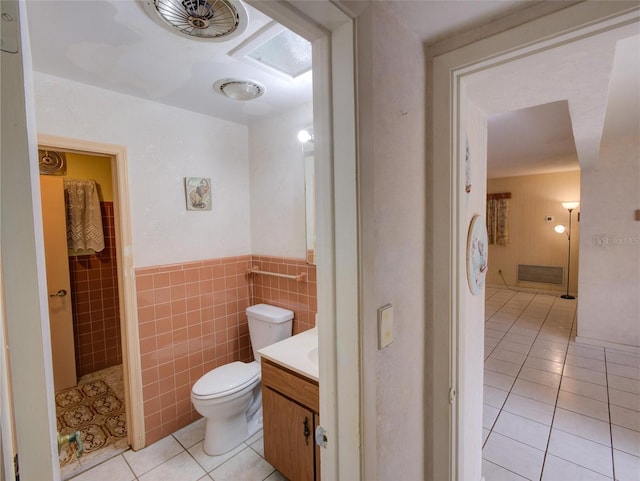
[574,336,640,355]
[486,283,573,297]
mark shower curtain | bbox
[64,179,105,252]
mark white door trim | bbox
[431,3,640,479]
[37,135,144,452]
[246,2,360,479]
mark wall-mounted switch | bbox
[378,304,394,349]
[545,216,553,223]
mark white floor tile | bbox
[503,333,535,346]
[564,364,608,386]
[610,404,640,432]
[489,348,527,366]
[485,357,522,377]
[557,390,610,422]
[139,451,206,481]
[529,346,566,363]
[483,404,500,429]
[524,356,564,375]
[493,410,551,450]
[264,471,289,481]
[533,338,567,353]
[497,340,531,354]
[481,459,529,481]
[69,455,135,481]
[484,370,516,391]
[606,352,640,368]
[613,449,640,481]
[612,425,640,457]
[548,429,614,477]
[484,384,510,409]
[542,454,613,481]
[552,408,612,447]
[568,345,605,361]
[609,388,640,412]
[608,374,640,395]
[483,428,490,445]
[607,363,640,381]
[249,435,265,458]
[511,378,558,405]
[124,435,185,476]
[483,432,544,480]
[560,376,609,402]
[172,418,206,449]
[519,366,561,388]
[188,441,245,473]
[503,393,555,425]
[209,447,275,481]
[565,354,606,372]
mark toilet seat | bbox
[192,361,260,400]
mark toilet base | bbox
[202,406,263,456]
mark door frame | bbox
[431,3,640,480]
[246,2,360,479]
[38,135,144,451]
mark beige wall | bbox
[487,170,581,294]
[357,3,426,480]
[577,135,639,347]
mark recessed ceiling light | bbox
[213,79,265,101]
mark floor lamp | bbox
[554,201,579,299]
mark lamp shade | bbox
[562,201,579,210]
[554,225,566,234]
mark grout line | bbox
[604,349,617,481]
[538,296,577,481]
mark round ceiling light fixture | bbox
[144,0,248,41]
[213,79,265,101]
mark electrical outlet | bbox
[545,216,553,223]
[498,269,502,275]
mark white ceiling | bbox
[25,1,637,178]
[25,0,313,125]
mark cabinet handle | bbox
[303,416,310,445]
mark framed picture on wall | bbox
[185,177,212,211]
[467,214,488,295]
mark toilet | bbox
[191,303,293,456]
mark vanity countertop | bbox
[258,327,318,382]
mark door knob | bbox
[49,289,67,297]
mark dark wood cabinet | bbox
[262,359,320,481]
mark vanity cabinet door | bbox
[263,387,315,481]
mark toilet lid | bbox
[192,361,260,399]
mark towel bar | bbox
[248,266,306,282]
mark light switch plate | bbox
[378,304,394,349]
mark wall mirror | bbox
[299,128,316,265]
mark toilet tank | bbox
[246,304,293,362]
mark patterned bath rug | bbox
[56,368,129,480]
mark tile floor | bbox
[68,287,639,481]
[68,419,286,481]
[482,287,640,481]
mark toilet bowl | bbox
[191,303,293,456]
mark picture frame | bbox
[185,177,212,211]
[467,214,488,295]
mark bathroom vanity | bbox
[259,328,320,481]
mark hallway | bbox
[482,288,640,480]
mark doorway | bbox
[37,134,143,476]
[39,148,129,478]
[431,4,639,480]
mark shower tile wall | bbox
[69,201,122,377]
[135,254,317,445]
